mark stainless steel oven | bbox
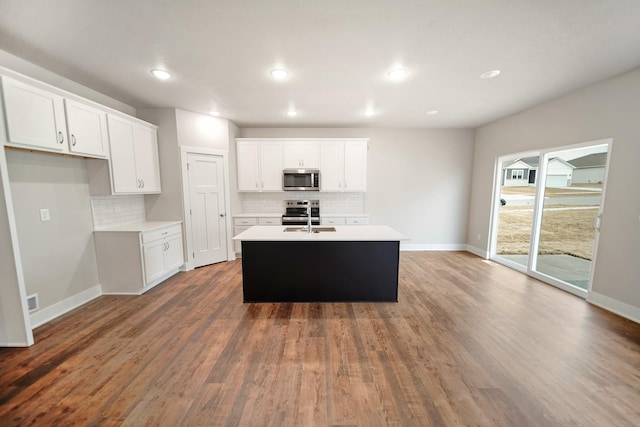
[281,200,320,225]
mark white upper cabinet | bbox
[343,140,368,191]
[237,138,367,192]
[283,141,319,168]
[107,115,161,194]
[2,76,109,159]
[320,139,367,192]
[64,99,109,158]
[236,140,282,191]
[1,76,68,153]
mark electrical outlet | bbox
[476,233,481,241]
[40,208,50,222]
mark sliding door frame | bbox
[489,138,613,299]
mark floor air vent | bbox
[27,294,39,312]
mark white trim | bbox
[588,291,640,325]
[400,243,467,251]
[29,285,102,329]
[179,146,235,271]
[465,245,488,258]
[0,99,34,346]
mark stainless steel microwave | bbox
[283,169,320,191]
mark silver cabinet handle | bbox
[58,131,64,144]
[71,134,77,146]
[141,179,144,188]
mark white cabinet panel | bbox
[259,142,283,190]
[283,141,319,168]
[107,115,161,194]
[343,141,367,191]
[64,99,109,158]
[1,76,68,153]
[320,139,367,192]
[133,125,161,192]
[107,115,138,193]
[236,140,282,191]
[236,141,260,191]
[143,240,166,284]
[95,223,184,294]
[319,141,343,191]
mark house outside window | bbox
[510,169,524,180]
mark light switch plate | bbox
[40,208,50,222]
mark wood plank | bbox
[1,252,639,426]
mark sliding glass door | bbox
[490,140,610,297]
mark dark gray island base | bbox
[241,240,400,302]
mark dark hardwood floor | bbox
[1,251,639,426]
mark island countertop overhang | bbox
[232,225,408,242]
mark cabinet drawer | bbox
[258,217,281,225]
[321,217,346,226]
[141,224,182,244]
[234,217,258,226]
[346,217,369,225]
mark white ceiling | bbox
[1,0,640,128]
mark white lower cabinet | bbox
[94,222,183,294]
[322,216,369,226]
[233,216,281,255]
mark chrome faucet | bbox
[306,204,313,233]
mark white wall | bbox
[6,150,100,319]
[468,67,640,321]
[239,128,475,248]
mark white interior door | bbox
[187,153,227,268]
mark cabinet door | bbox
[133,125,161,193]
[143,240,166,285]
[259,142,283,191]
[65,99,109,158]
[343,141,367,191]
[300,142,319,168]
[163,234,184,271]
[283,141,319,168]
[236,141,260,191]
[283,141,302,168]
[107,115,139,193]
[319,141,344,191]
[1,77,68,153]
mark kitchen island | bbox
[233,225,407,302]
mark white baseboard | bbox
[400,243,468,251]
[465,244,488,258]
[587,291,640,324]
[30,285,102,329]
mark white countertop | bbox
[233,225,407,241]
[94,221,182,233]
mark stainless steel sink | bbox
[283,226,336,233]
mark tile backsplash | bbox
[240,192,365,214]
[91,195,146,229]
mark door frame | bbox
[489,138,613,298]
[180,146,234,271]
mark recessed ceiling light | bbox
[151,69,172,80]
[271,69,290,80]
[364,109,375,117]
[480,70,501,79]
[287,110,297,117]
[209,111,220,117]
[387,68,408,81]
[425,110,439,116]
